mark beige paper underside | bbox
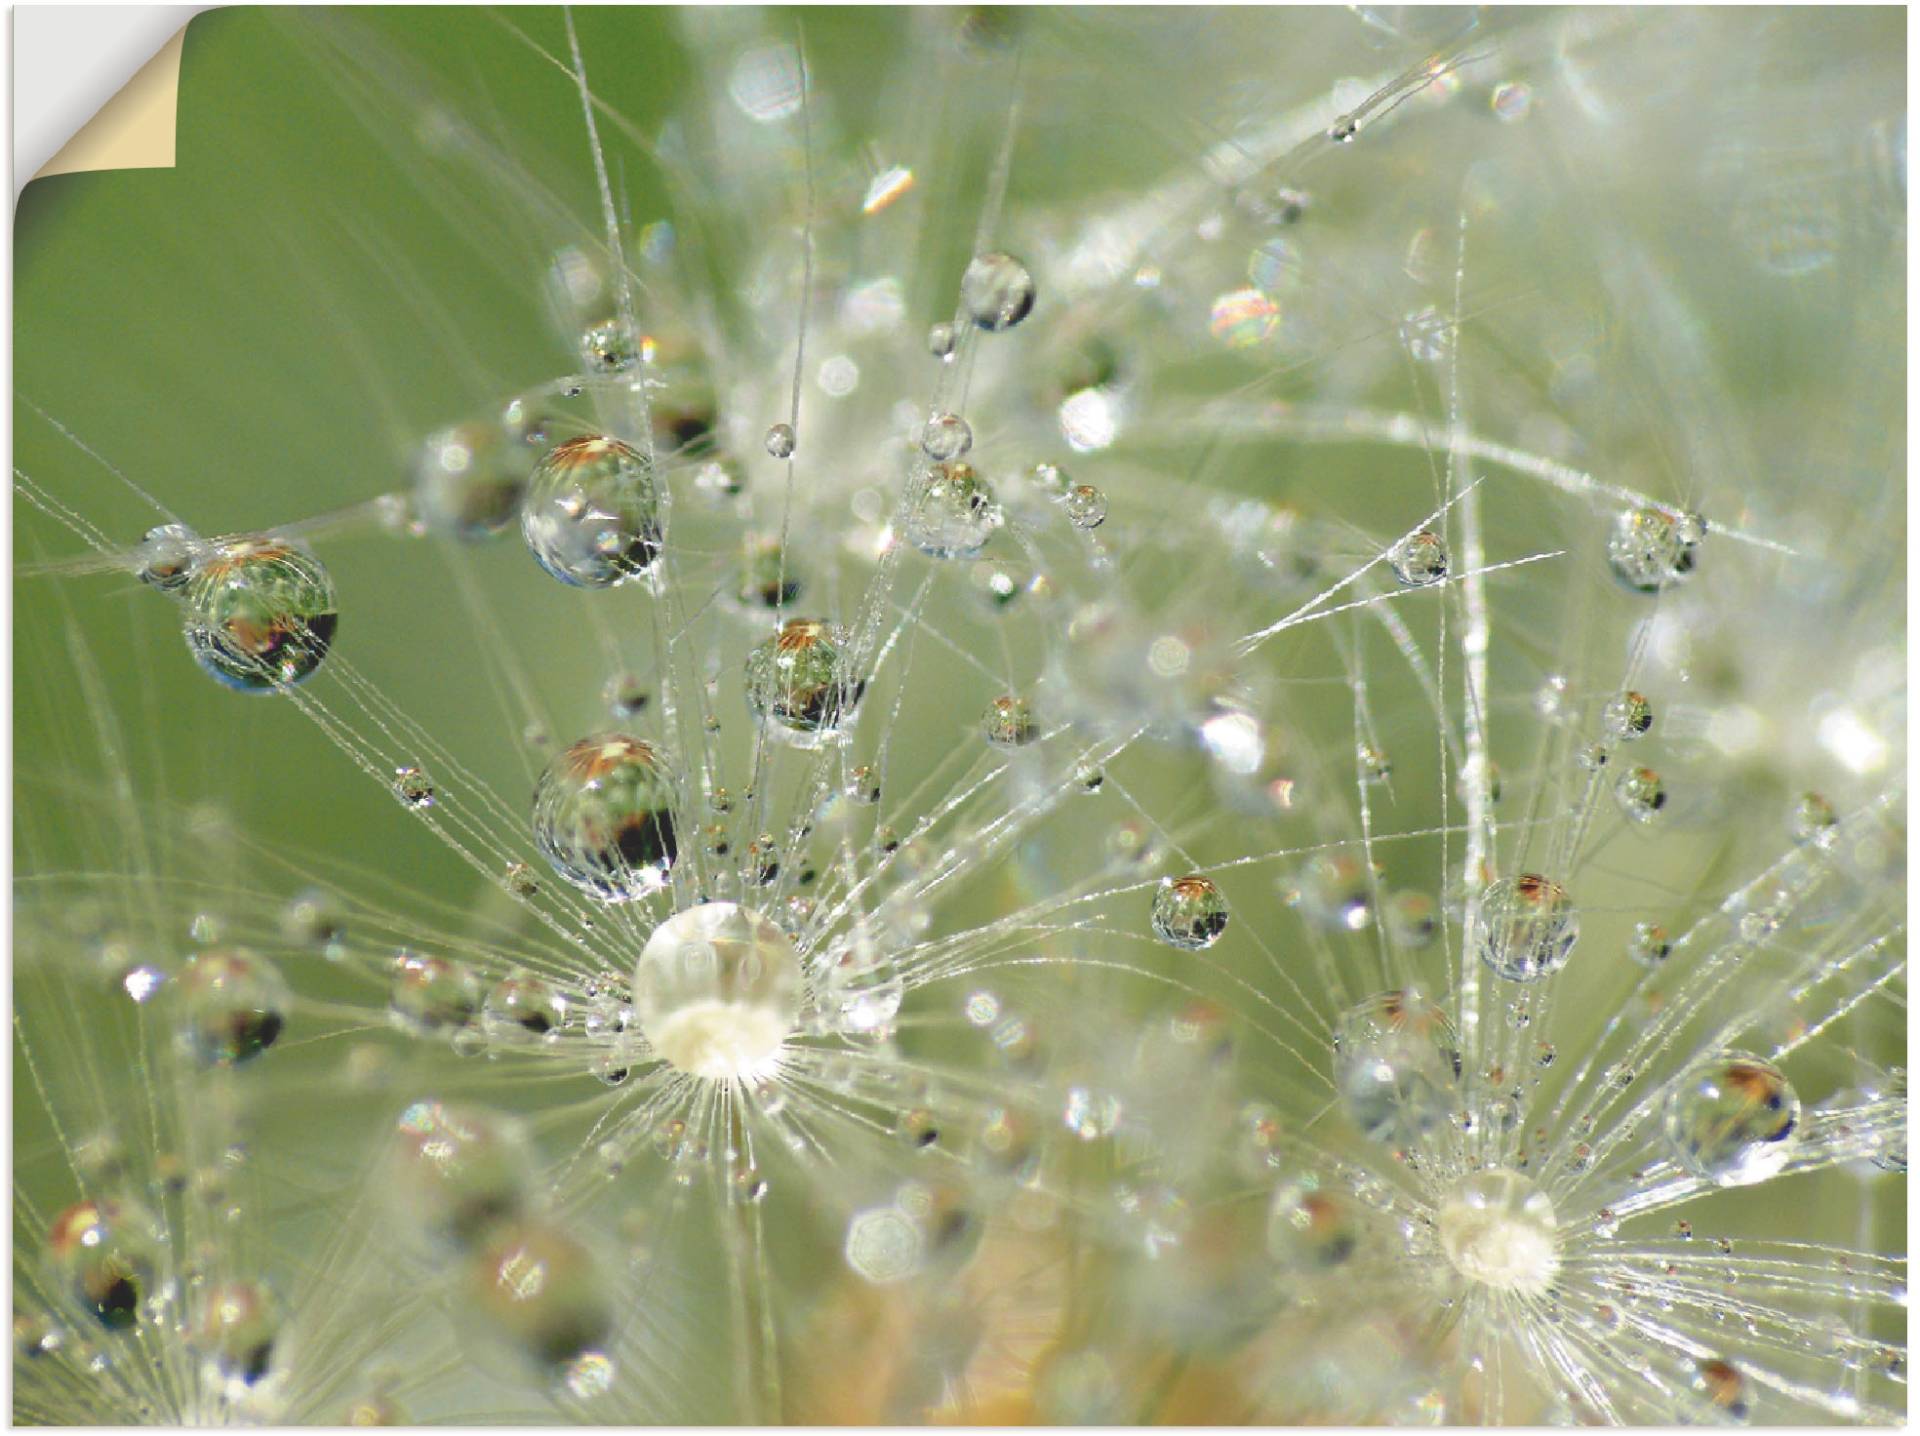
[35,24,187,181]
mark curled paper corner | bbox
[17,7,209,197]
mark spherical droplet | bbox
[1388,528,1449,586]
[1664,1052,1801,1187]
[1614,766,1667,824]
[764,422,796,459]
[633,903,801,1080]
[1489,80,1533,122]
[1063,1085,1123,1140]
[821,934,904,1037]
[389,952,482,1033]
[521,436,662,589]
[735,535,801,610]
[1151,874,1229,951]
[392,766,436,809]
[394,1100,532,1249]
[927,322,957,360]
[414,422,533,541]
[1692,1357,1751,1423]
[1607,506,1701,594]
[1627,920,1672,968]
[579,317,638,375]
[194,1281,280,1386]
[484,973,567,1037]
[135,522,201,590]
[982,694,1037,749]
[1437,1170,1558,1296]
[846,1205,923,1284]
[532,734,679,900]
[48,1199,159,1332]
[919,412,973,461]
[1208,288,1280,348]
[959,252,1035,331]
[179,950,289,1065]
[1328,113,1358,142]
[466,1222,611,1371]
[1603,690,1654,740]
[1063,484,1108,530]
[1788,791,1838,846]
[1385,890,1438,949]
[1267,1172,1361,1271]
[1477,874,1579,982]
[182,538,338,692]
[1295,852,1377,933]
[904,460,1000,558]
[603,672,649,719]
[744,619,863,745]
[1333,991,1461,1146]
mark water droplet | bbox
[484,973,567,1037]
[1328,113,1358,142]
[1063,1085,1123,1140]
[846,766,880,805]
[1333,991,1460,1146]
[1150,874,1230,951]
[1607,506,1701,594]
[1388,528,1449,585]
[1294,852,1377,932]
[846,1205,923,1283]
[744,619,863,745]
[1267,1171,1360,1270]
[1489,81,1532,122]
[579,317,638,374]
[1438,1169,1558,1295]
[927,322,957,360]
[1357,742,1393,782]
[898,1107,941,1149]
[564,1351,615,1399]
[919,412,972,461]
[48,1199,159,1332]
[1074,760,1105,793]
[393,1101,533,1249]
[733,534,802,611]
[1603,690,1654,740]
[604,672,649,719]
[281,886,346,951]
[1399,306,1453,362]
[531,734,677,900]
[633,903,801,1080]
[1788,792,1838,846]
[521,437,661,588]
[182,538,338,692]
[389,952,482,1034]
[1062,484,1108,529]
[466,1222,611,1370]
[1478,875,1579,982]
[1627,920,1671,968]
[193,1280,280,1386]
[1614,766,1667,824]
[904,459,1000,558]
[763,422,796,459]
[392,766,436,809]
[959,252,1035,331]
[1665,1052,1800,1187]
[982,694,1037,749]
[135,522,200,590]
[1208,288,1280,347]
[821,933,904,1037]
[1693,1357,1751,1423]
[180,950,289,1065]
[1385,890,1438,948]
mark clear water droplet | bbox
[532,735,678,900]
[959,252,1035,331]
